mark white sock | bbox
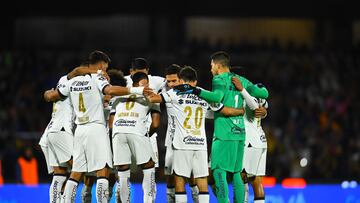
[244,183,249,203]
[118,170,131,203]
[81,184,92,203]
[96,178,109,203]
[190,185,199,203]
[254,198,265,203]
[166,187,175,203]
[198,193,209,203]
[175,193,187,203]
[63,179,78,203]
[142,167,156,203]
[50,175,67,203]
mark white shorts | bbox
[164,146,174,175]
[47,131,73,168]
[72,123,113,173]
[40,145,54,174]
[172,149,208,178]
[149,133,159,167]
[113,133,155,166]
[243,147,267,177]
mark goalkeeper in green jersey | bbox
[174,51,268,203]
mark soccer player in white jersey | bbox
[111,72,157,203]
[232,78,269,203]
[40,75,74,203]
[146,66,247,203]
[41,65,107,203]
[124,58,166,168]
[80,69,128,203]
[162,64,200,203]
[44,51,151,203]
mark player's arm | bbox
[220,106,245,116]
[43,88,66,102]
[174,78,225,103]
[67,66,110,80]
[254,100,268,118]
[103,85,151,97]
[232,77,259,110]
[149,110,161,137]
[209,103,245,117]
[146,94,163,103]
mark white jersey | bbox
[244,98,268,148]
[125,74,165,127]
[161,89,215,151]
[125,75,166,93]
[111,95,156,136]
[46,76,74,134]
[59,73,109,125]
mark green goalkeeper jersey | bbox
[200,72,253,141]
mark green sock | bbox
[213,169,229,203]
[233,172,245,203]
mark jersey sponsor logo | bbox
[178,99,184,104]
[182,135,205,145]
[114,119,136,127]
[70,86,92,92]
[231,126,245,134]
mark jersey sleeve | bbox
[151,76,166,93]
[94,74,110,93]
[198,77,226,103]
[160,90,177,103]
[150,103,161,113]
[208,102,224,112]
[239,75,253,89]
[57,76,70,97]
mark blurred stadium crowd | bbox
[0,39,359,183]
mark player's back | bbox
[67,74,107,126]
[162,89,209,151]
[111,95,153,136]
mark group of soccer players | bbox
[39,50,269,203]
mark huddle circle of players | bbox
[40,50,269,203]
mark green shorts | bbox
[211,138,244,173]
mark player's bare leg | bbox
[140,159,156,203]
[116,165,131,203]
[188,176,199,203]
[174,174,187,203]
[195,176,209,203]
[81,175,96,203]
[166,175,175,203]
[108,172,117,202]
[250,176,265,203]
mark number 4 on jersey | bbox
[79,92,86,112]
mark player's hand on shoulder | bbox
[255,106,267,118]
[142,86,154,96]
[232,77,243,91]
